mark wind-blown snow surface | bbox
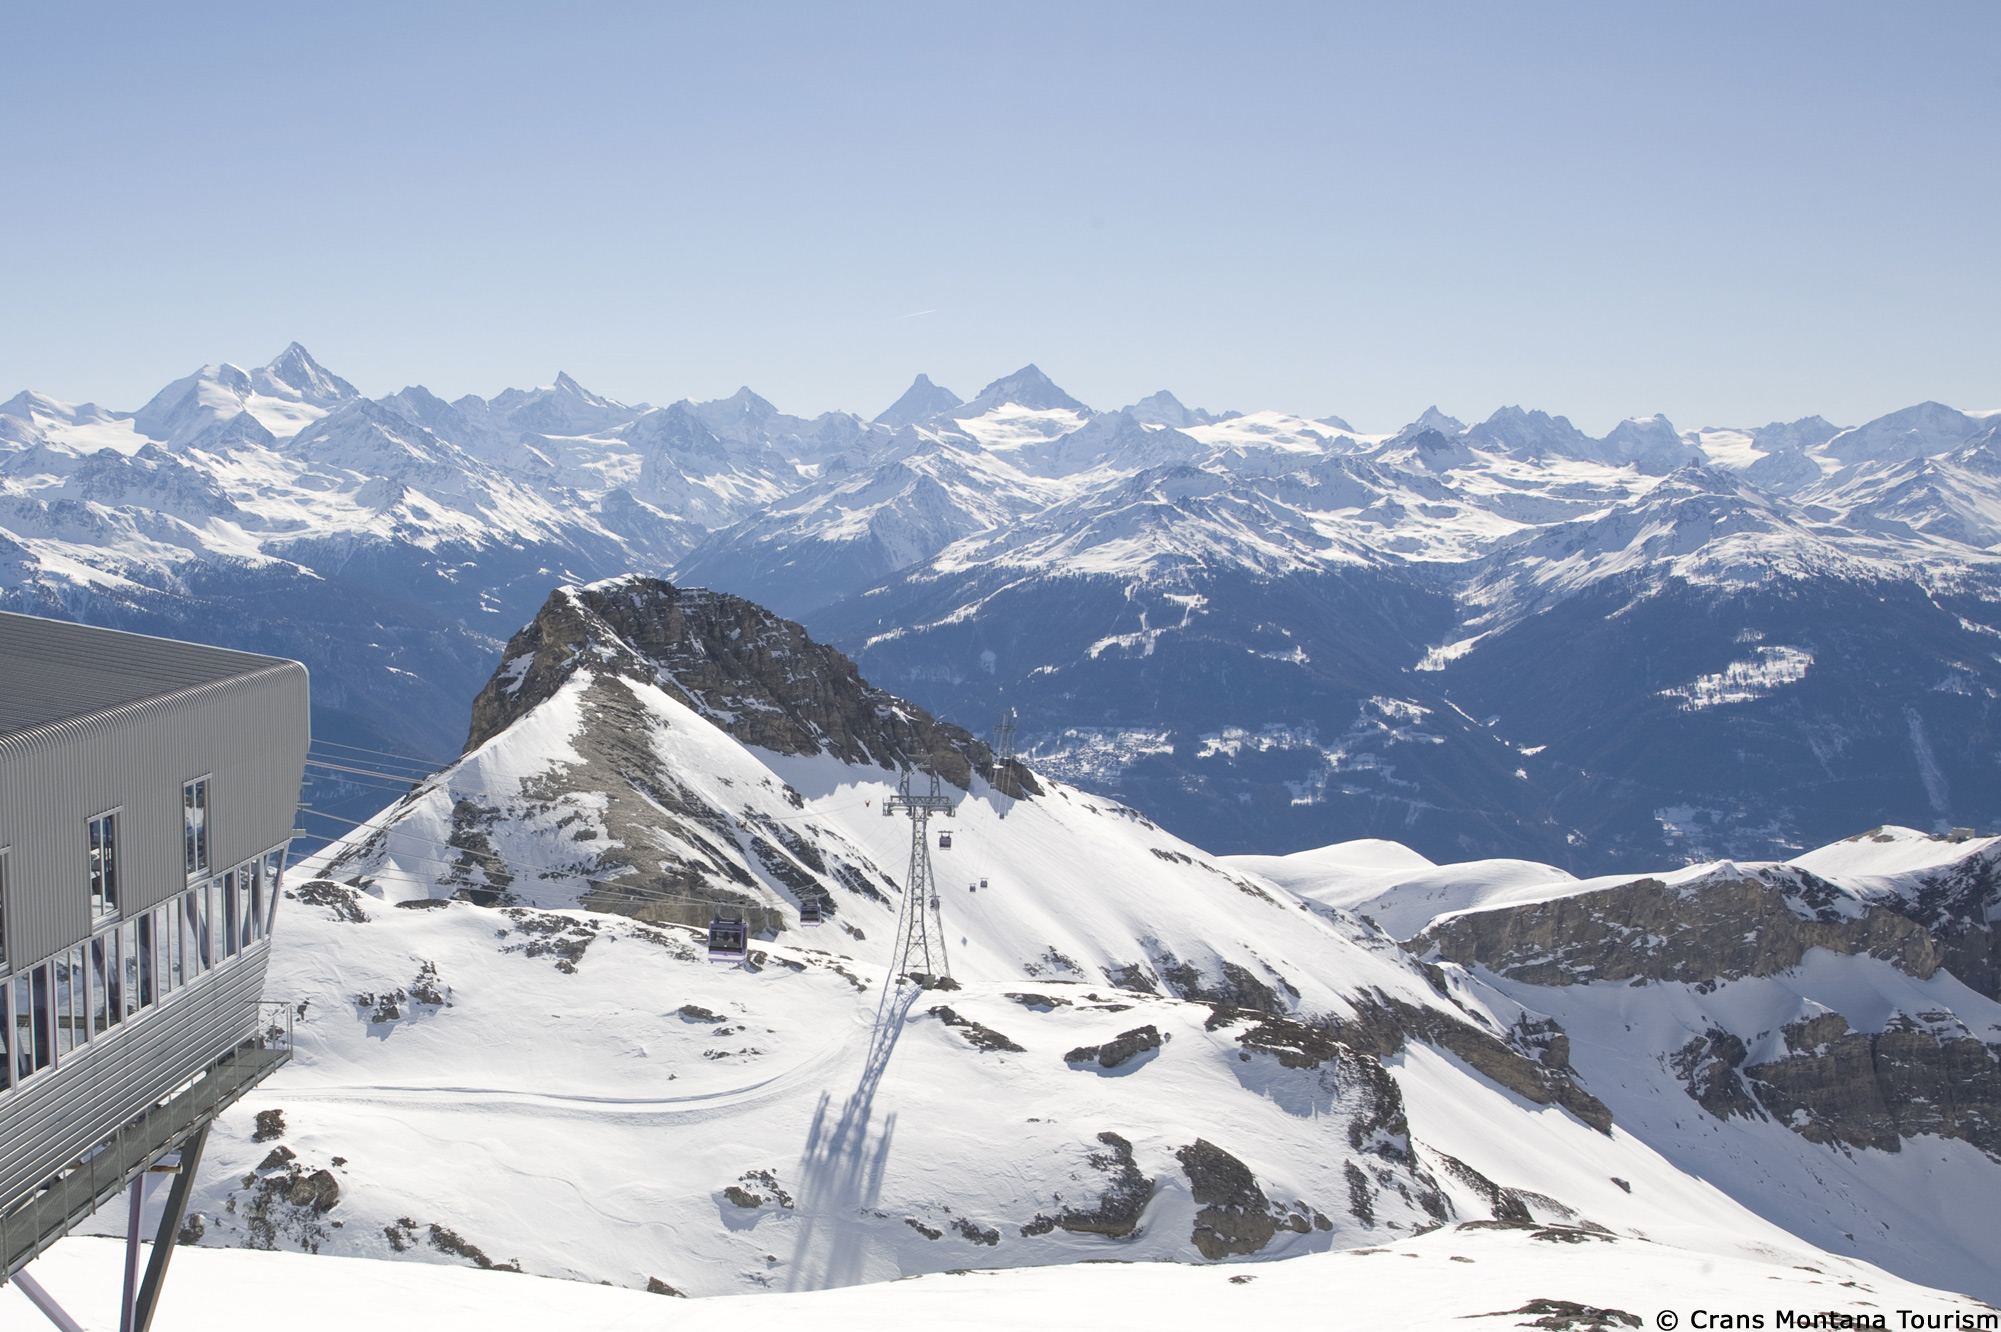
[1242,828,2001,1303]
[10,1228,1990,1332]
[117,660,1876,1302]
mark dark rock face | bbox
[1482,1299,1641,1331]
[1415,874,1941,987]
[464,576,1007,792]
[1064,1025,1162,1069]
[1020,1132,1154,1239]
[1742,1013,2001,1156]
[1861,839,2001,1000]
[1176,1139,1279,1259]
[1415,845,2001,1163]
[927,1005,1025,1054]
[1317,996,1613,1136]
[1669,1030,1764,1121]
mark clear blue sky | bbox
[3,1,1995,434]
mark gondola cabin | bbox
[0,611,308,1325]
[798,900,823,927]
[937,831,952,850]
[707,916,748,963]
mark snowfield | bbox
[9,1226,1991,1332]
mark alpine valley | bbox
[4,346,1997,869]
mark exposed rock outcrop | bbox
[1177,1139,1279,1259]
[465,575,1012,791]
[1742,1012,2001,1156]
[1415,874,1942,987]
[1064,1025,1162,1069]
[1020,1131,1154,1239]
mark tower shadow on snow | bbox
[785,983,917,1289]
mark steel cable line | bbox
[309,737,452,769]
[306,754,433,782]
[308,742,434,770]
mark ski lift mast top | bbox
[882,768,956,984]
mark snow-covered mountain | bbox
[2,346,1997,870]
[1234,824,2001,1302]
[130,576,1997,1310]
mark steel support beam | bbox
[119,1173,146,1332]
[130,1124,208,1332]
[12,1270,86,1332]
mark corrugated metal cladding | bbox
[0,612,310,968]
[0,947,269,1209]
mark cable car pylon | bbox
[883,766,956,986]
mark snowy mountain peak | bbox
[467,574,998,788]
[1370,427,1479,472]
[686,385,783,445]
[1822,401,1986,468]
[873,373,963,428]
[1125,390,1237,428]
[1464,405,1591,458]
[255,342,359,405]
[1600,412,1701,474]
[953,364,1091,418]
[0,389,125,429]
[485,372,639,436]
[552,370,608,402]
[131,362,256,447]
[1389,406,1468,444]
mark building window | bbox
[54,947,83,1056]
[120,919,141,1019]
[88,811,119,919]
[184,890,206,979]
[206,879,223,966]
[91,931,118,1036]
[159,902,182,995]
[237,865,255,950]
[263,849,285,938]
[13,972,40,1082]
[137,913,157,1007]
[184,778,210,877]
[221,872,238,958]
[0,847,9,968]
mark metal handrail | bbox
[0,1000,293,1281]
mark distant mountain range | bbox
[2,345,1996,866]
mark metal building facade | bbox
[0,611,309,1317]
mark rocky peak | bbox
[873,374,963,428]
[952,364,1090,418]
[465,575,1000,790]
[256,342,359,404]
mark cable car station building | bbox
[0,611,309,1330]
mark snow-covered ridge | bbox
[1225,826,2001,1302]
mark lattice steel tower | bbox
[884,767,956,984]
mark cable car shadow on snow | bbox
[784,983,917,1290]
